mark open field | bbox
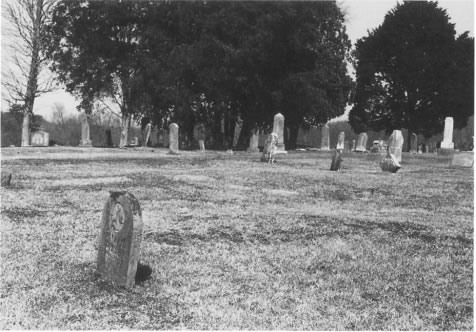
[0,147,473,329]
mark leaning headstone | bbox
[320,124,330,150]
[31,131,49,147]
[142,123,152,147]
[247,128,260,152]
[388,130,404,163]
[379,153,401,173]
[1,172,12,187]
[169,123,180,154]
[330,150,343,171]
[261,133,278,163]
[410,133,417,154]
[273,113,285,151]
[336,132,345,150]
[440,117,454,149]
[105,129,113,147]
[97,191,143,288]
[449,151,474,168]
[355,133,368,152]
[79,112,92,146]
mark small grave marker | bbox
[261,133,278,163]
[320,124,330,150]
[97,191,143,288]
[330,150,343,171]
[450,151,474,168]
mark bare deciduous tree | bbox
[2,0,57,146]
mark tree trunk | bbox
[21,3,42,147]
[119,113,130,148]
[237,117,252,151]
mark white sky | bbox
[2,0,474,121]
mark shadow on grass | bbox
[145,217,472,247]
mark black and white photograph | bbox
[1,0,473,329]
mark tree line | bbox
[3,1,473,149]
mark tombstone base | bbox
[441,142,454,149]
[247,148,259,153]
[449,151,474,168]
[276,143,286,152]
[80,139,93,146]
[438,148,455,157]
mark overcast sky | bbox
[3,0,474,121]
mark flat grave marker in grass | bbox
[97,191,144,288]
[449,151,474,168]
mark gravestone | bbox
[330,150,343,171]
[320,124,330,150]
[31,131,49,147]
[388,130,404,163]
[410,133,417,154]
[232,123,242,147]
[351,140,356,151]
[97,191,143,288]
[169,123,179,154]
[379,153,401,173]
[247,128,260,152]
[417,144,423,154]
[441,117,454,149]
[449,151,474,168]
[344,140,350,152]
[1,172,12,187]
[336,132,345,150]
[194,123,206,152]
[105,129,113,147]
[142,123,152,147]
[355,133,368,152]
[273,113,285,151]
[129,137,139,147]
[79,112,92,146]
[261,133,278,163]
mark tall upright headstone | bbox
[351,140,356,151]
[410,133,417,154]
[195,123,206,152]
[320,124,330,150]
[169,123,179,154]
[142,123,152,147]
[79,112,92,146]
[441,117,454,149]
[336,131,345,150]
[388,129,404,162]
[97,191,143,288]
[247,127,260,152]
[273,113,285,151]
[355,133,368,152]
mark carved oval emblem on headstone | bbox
[97,191,143,288]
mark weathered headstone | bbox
[97,191,143,288]
[79,112,92,146]
[232,123,242,148]
[330,150,343,171]
[344,140,350,152]
[129,137,139,147]
[410,133,417,154]
[194,123,206,152]
[320,124,330,150]
[247,127,260,153]
[441,117,454,149]
[31,131,49,147]
[336,132,345,150]
[105,129,113,147]
[379,153,401,173]
[388,130,404,163]
[261,133,278,163]
[142,123,152,147]
[355,133,368,152]
[169,123,179,154]
[273,113,285,151]
[351,140,356,151]
[417,144,423,154]
[1,172,12,187]
[449,151,474,168]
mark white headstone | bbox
[336,131,345,150]
[169,123,179,154]
[388,130,404,163]
[355,133,368,152]
[441,117,454,149]
[273,113,285,151]
[79,112,92,146]
[247,128,260,152]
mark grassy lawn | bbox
[0,147,473,329]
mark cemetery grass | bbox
[1,148,473,330]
